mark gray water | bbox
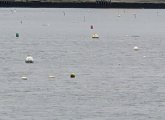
[0,8,165,120]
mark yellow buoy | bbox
[92,33,99,39]
[70,73,76,78]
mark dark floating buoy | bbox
[16,33,19,38]
[70,73,75,78]
[90,25,93,29]
[25,56,34,63]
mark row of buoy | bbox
[22,45,139,80]
[21,73,76,80]
[24,56,75,80]
[24,45,139,62]
[24,42,138,64]
[16,25,99,39]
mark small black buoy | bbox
[90,25,93,29]
[16,33,19,38]
[70,73,75,78]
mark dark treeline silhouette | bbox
[0,0,165,8]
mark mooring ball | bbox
[70,73,75,78]
[21,76,27,80]
[25,56,34,63]
[49,75,55,78]
[133,46,139,51]
[92,33,99,39]
[90,25,93,29]
[16,33,19,37]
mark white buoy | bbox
[21,76,27,80]
[133,46,139,51]
[49,75,55,78]
[118,14,121,17]
[92,33,99,39]
[25,56,34,63]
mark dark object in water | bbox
[16,33,19,37]
[91,25,93,29]
[70,73,75,78]
[25,60,33,63]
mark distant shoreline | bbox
[0,1,165,8]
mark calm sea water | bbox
[0,8,165,120]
